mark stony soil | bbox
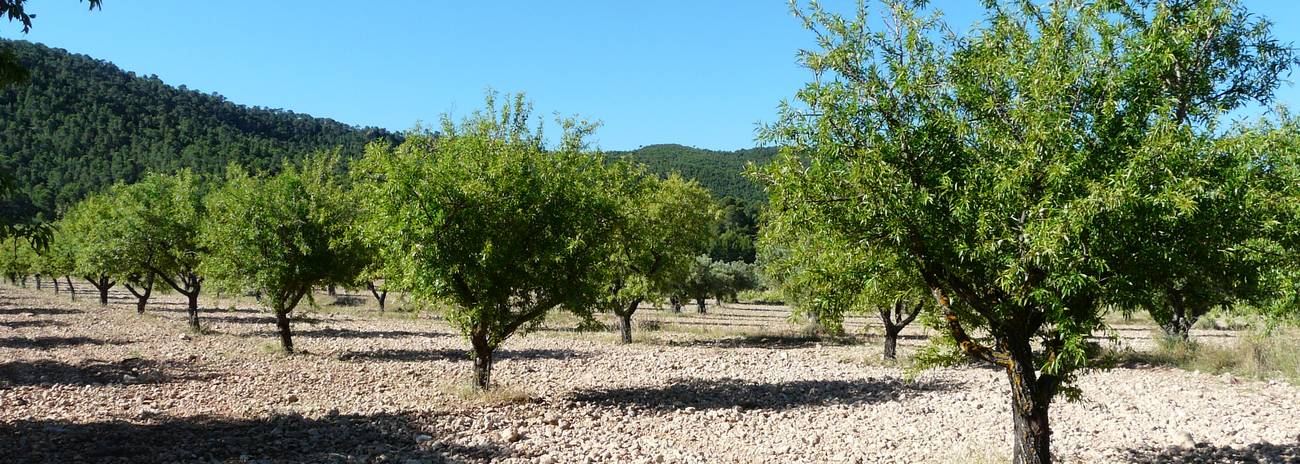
[1,282,1297,463]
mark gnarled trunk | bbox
[53,276,60,294]
[124,274,154,314]
[695,297,706,313]
[65,276,76,301]
[470,331,494,389]
[1006,344,1054,464]
[669,296,682,313]
[275,310,294,353]
[186,289,201,332]
[883,327,900,360]
[368,282,387,311]
[879,301,921,361]
[85,276,114,306]
[614,298,641,344]
[1159,302,1197,340]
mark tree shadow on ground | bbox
[246,327,446,340]
[337,348,585,363]
[0,319,69,329]
[0,358,218,387]
[0,306,82,316]
[1124,442,1300,463]
[0,412,511,464]
[660,333,863,350]
[569,377,955,411]
[0,336,127,349]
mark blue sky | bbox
[3,1,1299,150]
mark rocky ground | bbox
[1,282,1297,463]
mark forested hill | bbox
[0,39,398,220]
[606,144,778,203]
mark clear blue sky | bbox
[3,1,1299,151]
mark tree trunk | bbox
[669,296,682,313]
[53,276,59,294]
[124,276,153,314]
[883,327,900,360]
[275,310,295,354]
[66,276,76,301]
[471,332,494,390]
[86,276,112,306]
[327,284,336,296]
[696,297,706,314]
[186,290,201,332]
[1007,354,1053,464]
[616,298,642,344]
[35,275,42,290]
[1160,303,1196,340]
[618,313,633,343]
[368,282,387,312]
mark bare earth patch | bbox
[1,283,1297,463]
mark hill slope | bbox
[0,39,397,219]
[606,144,777,204]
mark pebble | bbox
[1,284,1297,464]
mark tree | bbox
[673,255,719,313]
[756,1,1294,462]
[599,163,715,343]
[201,155,363,353]
[759,217,927,360]
[360,92,618,389]
[55,192,124,306]
[1099,0,1298,340]
[115,171,208,328]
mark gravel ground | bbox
[1,282,1297,463]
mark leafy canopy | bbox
[360,92,618,350]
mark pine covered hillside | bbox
[0,39,398,220]
[606,144,777,203]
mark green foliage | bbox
[671,255,759,310]
[606,144,777,204]
[759,211,929,335]
[708,197,760,263]
[597,160,716,341]
[201,153,364,351]
[360,92,618,387]
[758,0,1296,461]
[55,192,127,282]
[0,39,399,221]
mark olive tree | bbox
[756,1,1294,462]
[360,92,618,389]
[202,156,363,353]
[599,164,715,343]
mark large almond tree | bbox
[756,1,1295,462]
[360,92,619,389]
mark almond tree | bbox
[56,193,121,306]
[360,92,618,389]
[758,221,927,360]
[599,164,715,343]
[202,155,363,353]
[756,1,1294,462]
[117,171,209,329]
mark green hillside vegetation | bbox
[606,144,777,204]
[0,39,398,220]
